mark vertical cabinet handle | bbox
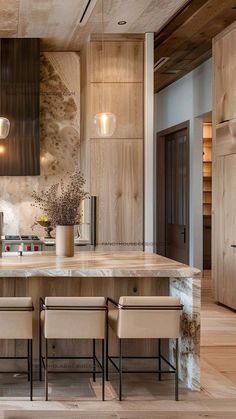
[180,228,186,243]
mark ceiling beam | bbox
[154,0,236,93]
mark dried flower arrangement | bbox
[32,168,89,226]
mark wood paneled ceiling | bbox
[154,0,236,93]
[0,0,188,51]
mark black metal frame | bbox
[106,297,182,401]
[0,306,34,400]
[39,298,106,401]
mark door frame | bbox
[154,121,190,262]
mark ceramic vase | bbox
[56,225,74,257]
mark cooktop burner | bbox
[5,235,21,241]
[20,235,40,241]
[5,235,40,241]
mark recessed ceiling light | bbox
[161,69,181,75]
[118,20,127,25]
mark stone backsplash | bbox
[0,52,80,237]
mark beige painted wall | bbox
[0,52,80,237]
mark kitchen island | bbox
[0,251,201,390]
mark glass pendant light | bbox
[94,0,116,137]
[94,112,116,137]
[0,117,10,139]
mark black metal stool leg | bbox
[29,339,33,401]
[158,338,161,381]
[27,340,30,382]
[39,312,42,381]
[102,339,105,401]
[93,339,96,382]
[106,319,109,381]
[119,338,123,401]
[45,338,48,401]
[175,338,179,401]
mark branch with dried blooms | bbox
[32,168,89,226]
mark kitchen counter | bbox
[0,251,200,277]
[0,251,201,391]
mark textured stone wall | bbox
[170,277,201,390]
[0,52,80,236]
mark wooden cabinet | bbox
[90,139,143,249]
[214,155,236,308]
[213,21,236,309]
[214,23,236,124]
[0,39,40,176]
[81,35,144,250]
[212,23,236,309]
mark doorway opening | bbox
[202,115,212,269]
[156,122,189,264]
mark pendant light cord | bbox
[102,0,105,111]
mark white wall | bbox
[154,59,212,269]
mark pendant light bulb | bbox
[94,112,116,137]
[0,117,10,139]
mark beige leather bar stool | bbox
[0,297,34,400]
[39,297,107,401]
[107,296,183,401]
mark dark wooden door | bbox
[165,129,188,263]
[155,124,189,263]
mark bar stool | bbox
[0,297,34,400]
[39,296,107,401]
[106,296,183,401]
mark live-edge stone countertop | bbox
[0,251,201,278]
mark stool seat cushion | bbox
[108,296,182,339]
[119,296,180,306]
[42,296,106,339]
[0,297,33,308]
[45,297,105,307]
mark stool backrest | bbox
[43,296,106,339]
[0,297,33,339]
[117,296,183,339]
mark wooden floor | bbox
[0,271,236,418]
[201,270,236,399]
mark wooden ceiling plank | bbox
[0,0,19,34]
[153,0,236,91]
[67,0,188,51]
[155,0,208,45]
[155,5,236,65]
[155,49,212,93]
[127,0,189,33]
[155,0,236,59]
[18,0,85,50]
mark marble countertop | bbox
[0,251,201,278]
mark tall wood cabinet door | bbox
[214,27,236,124]
[221,154,236,309]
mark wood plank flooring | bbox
[0,270,235,418]
[201,270,236,399]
